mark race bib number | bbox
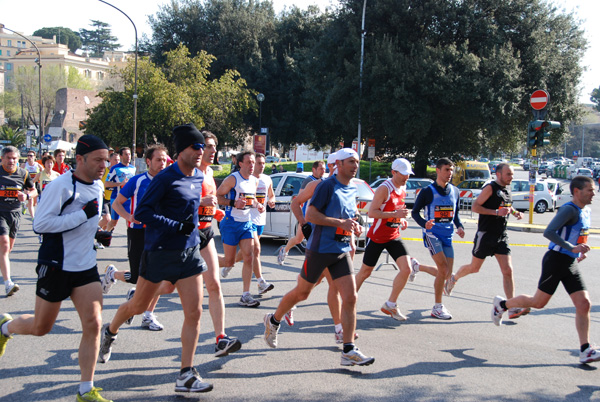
[0,187,20,200]
[434,205,453,223]
[239,193,255,209]
[386,217,402,228]
[334,227,352,243]
[256,192,267,205]
[577,228,589,244]
[198,206,215,222]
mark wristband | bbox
[495,209,498,216]
[26,193,30,200]
[229,199,235,207]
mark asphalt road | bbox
[1,191,600,401]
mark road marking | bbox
[402,237,600,249]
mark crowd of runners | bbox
[0,125,598,401]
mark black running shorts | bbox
[127,227,145,284]
[140,244,207,284]
[472,231,510,259]
[538,250,586,295]
[301,249,353,284]
[36,265,100,302]
[199,227,215,250]
[0,210,21,239]
[362,237,408,267]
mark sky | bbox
[1,0,597,104]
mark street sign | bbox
[530,90,549,110]
[367,139,375,159]
[44,134,52,143]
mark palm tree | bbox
[0,126,26,148]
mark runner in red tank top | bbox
[355,159,438,322]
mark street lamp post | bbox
[98,0,138,156]
[0,24,43,156]
[357,0,368,177]
[257,93,267,154]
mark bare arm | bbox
[367,185,408,220]
[291,180,318,225]
[112,193,140,224]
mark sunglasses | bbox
[27,154,35,157]
[191,143,205,150]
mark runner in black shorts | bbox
[355,159,438,322]
[447,163,530,320]
[0,135,114,401]
[491,176,600,364]
[263,148,374,367]
[99,123,214,393]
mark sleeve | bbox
[133,175,180,233]
[119,175,137,199]
[309,180,332,213]
[543,205,580,250]
[33,179,88,234]
[411,186,432,228]
[106,166,117,183]
[23,171,34,190]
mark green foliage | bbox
[591,87,600,112]
[33,27,82,53]
[0,126,26,148]
[79,20,120,57]
[85,45,255,153]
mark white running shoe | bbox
[409,258,420,282]
[508,307,531,319]
[431,304,452,320]
[141,312,164,331]
[175,367,213,393]
[491,295,506,326]
[284,306,296,326]
[380,302,407,321]
[220,266,233,278]
[257,281,274,295]
[277,246,288,265]
[238,293,260,307]
[263,313,279,348]
[5,282,19,297]
[580,345,600,364]
[444,273,457,296]
[98,324,117,363]
[101,265,117,294]
[214,335,242,357]
[341,347,375,366]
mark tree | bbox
[33,27,82,53]
[591,87,600,112]
[0,126,26,148]
[79,20,120,57]
[3,66,93,131]
[85,45,256,153]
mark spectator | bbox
[271,164,278,174]
[52,149,71,175]
[278,165,285,173]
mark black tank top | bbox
[478,181,512,234]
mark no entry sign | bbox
[530,90,549,110]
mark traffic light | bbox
[527,120,544,148]
[536,120,560,148]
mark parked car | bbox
[405,178,434,207]
[369,177,389,189]
[555,183,573,209]
[262,172,374,244]
[510,179,558,213]
[456,179,492,207]
[575,168,593,179]
[522,160,530,171]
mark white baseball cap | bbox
[327,152,338,165]
[391,158,414,175]
[335,148,359,161]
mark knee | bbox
[342,291,358,307]
[204,280,221,297]
[295,289,311,302]
[574,297,591,314]
[531,299,548,309]
[499,265,513,277]
[358,266,374,278]
[186,306,203,322]
[32,323,54,336]
[81,313,103,335]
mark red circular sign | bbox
[530,90,549,110]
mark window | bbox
[0,50,2,56]
[6,50,10,57]
[7,40,12,46]
[84,69,92,78]
[280,176,304,197]
[98,71,105,80]
[5,63,12,71]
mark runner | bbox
[0,146,37,297]
[263,148,375,366]
[277,160,326,265]
[52,148,71,175]
[21,150,42,217]
[411,158,464,320]
[217,150,262,308]
[99,152,120,231]
[234,153,276,295]
[355,158,438,321]
[32,155,60,197]
[101,145,174,331]
[197,130,242,356]
[105,147,136,232]
[491,176,600,364]
[446,163,530,319]
[0,135,113,402]
[98,123,213,393]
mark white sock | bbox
[4,280,13,288]
[242,291,250,297]
[1,321,12,337]
[143,311,152,317]
[386,301,396,308]
[434,303,443,308]
[257,277,266,284]
[334,323,343,333]
[79,381,93,395]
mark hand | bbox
[177,221,195,236]
[83,199,99,219]
[256,203,265,213]
[127,214,141,225]
[577,253,587,263]
[393,207,409,219]
[572,244,591,254]
[201,194,217,207]
[425,219,435,230]
[268,199,276,208]
[234,198,245,209]
[456,227,465,238]
[340,218,359,234]
[95,229,113,247]
[400,219,408,231]
[497,207,510,217]
[353,224,364,236]
[17,191,27,202]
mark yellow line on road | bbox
[402,237,600,249]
